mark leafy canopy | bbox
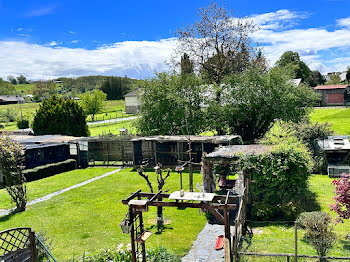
[33,96,89,137]
[80,89,106,121]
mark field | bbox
[310,107,350,135]
[0,168,206,261]
[241,175,350,260]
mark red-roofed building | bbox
[314,85,348,106]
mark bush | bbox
[71,244,178,262]
[242,140,313,220]
[297,212,336,259]
[0,108,18,122]
[17,119,29,129]
[33,96,89,137]
[23,159,76,182]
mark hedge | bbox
[24,159,77,182]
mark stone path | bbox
[87,116,139,126]
[182,223,235,262]
[0,168,122,217]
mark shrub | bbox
[297,212,336,259]
[33,96,89,137]
[330,173,350,223]
[242,139,313,220]
[17,119,29,129]
[0,108,18,122]
[71,244,178,262]
[23,159,76,182]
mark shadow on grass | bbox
[145,224,174,235]
[340,239,350,251]
[0,210,18,223]
[301,188,321,213]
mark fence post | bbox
[29,230,37,262]
[234,219,238,261]
[294,221,298,262]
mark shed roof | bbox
[317,136,350,151]
[314,85,348,90]
[205,144,272,159]
[125,88,142,97]
[12,135,83,145]
[131,135,240,144]
[0,95,25,102]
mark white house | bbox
[125,88,142,114]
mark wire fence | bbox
[238,220,350,261]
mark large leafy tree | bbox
[136,73,205,135]
[16,75,27,84]
[33,96,89,137]
[0,133,27,212]
[176,1,259,85]
[275,51,312,83]
[0,78,15,95]
[212,67,320,142]
[80,89,106,121]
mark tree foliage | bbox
[346,67,350,85]
[0,78,15,95]
[16,75,27,84]
[80,89,106,121]
[176,1,259,85]
[100,77,130,100]
[330,173,350,223]
[309,70,326,87]
[33,96,89,137]
[7,75,17,85]
[33,80,57,98]
[0,133,27,212]
[242,139,313,219]
[180,53,194,75]
[297,212,336,259]
[137,72,205,135]
[214,67,320,142]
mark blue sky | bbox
[0,0,350,79]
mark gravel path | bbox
[182,223,235,262]
[0,168,122,217]
[87,116,139,126]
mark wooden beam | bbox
[207,207,224,223]
[123,189,141,203]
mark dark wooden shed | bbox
[132,135,242,167]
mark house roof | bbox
[12,135,84,145]
[125,88,142,97]
[205,144,272,159]
[314,85,348,90]
[0,95,25,102]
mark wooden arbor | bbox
[121,189,238,262]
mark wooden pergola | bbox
[121,189,239,262]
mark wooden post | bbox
[138,195,147,262]
[29,230,37,262]
[294,221,298,262]
[224,238,231,262]
[130,207,136,262]
[188,140,193,192]
[234,219,238,261]
[180,171,183,189]
[224,208,231,258]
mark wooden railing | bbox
[233,178,250,261]
[0,227,36,261]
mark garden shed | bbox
[316,135,350,177]
[125,88,142,114]
[12,135,88,169]
[132,135,241,167]
[314,85,348,106]
[203,144,271,193]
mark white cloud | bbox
[17,28,23,32]
[0,39,177,80]
[25,5,56,17]
[71,40,80,43]
[68,31,77,35]
[337,17,350,28]
[48,41,58,46]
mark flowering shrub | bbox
[330,173,350,223]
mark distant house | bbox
[314,85,348,106]
[0,95,25,105]
[125,88,142,114]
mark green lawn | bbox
[241,175,350,260]
[310,107,350,135]
[0,167,113,210]
[0,168,206,261]
[88,119,137,136]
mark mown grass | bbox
[310,107,350,135]
[241,175,350,261]
[0,168,206,261]
[88,119,137,136]
[0,167,113,210]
